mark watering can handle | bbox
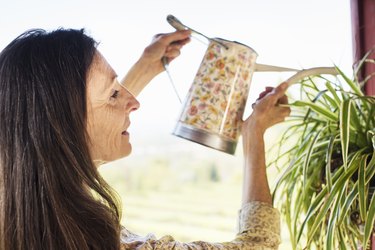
[254,63,299,72]
[167,14,229,49]
[284,67,338,85]
[166,15,339,86]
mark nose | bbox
[124,89,140,113]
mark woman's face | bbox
[86,51,140,163]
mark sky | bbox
[1,0,353,155]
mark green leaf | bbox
[363,189,375,249]
[322,92,339,110]
[349,227,359,249]
[325,81,341,107]
[337,187,358,226]
[284,195,295,249]
[358,155,368,221]
[303,128,325,190]
[354,48,375,82]
[273,153,305,196]
[292,100,337,122]
[335,65,364,97]
[325,188,345,250]
[350,100,362,131]
[340,99,352,168]
[325,136,336,190]
[365,151,375,185]
[337,227,348,250]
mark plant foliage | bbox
[271,60,375,249]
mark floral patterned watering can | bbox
[167,15,338,155]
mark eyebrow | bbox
[96,73,117,95]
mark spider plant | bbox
[271,55,375,249]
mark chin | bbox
[112,145,132,161]
[122,146,132,158]
[94,141,133,164]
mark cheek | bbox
[87,105,128,161]
[87,103,124,145]
[96,105,124,135]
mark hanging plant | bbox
[271,53,375,249]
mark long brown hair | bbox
[0,29,121,250]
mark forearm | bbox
[242,124,272,206]
[120,58,157,97]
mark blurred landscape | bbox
[99,125,293,248]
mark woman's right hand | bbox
[140,30,191,78]
[242,82,291,140]
[121,30,191,97]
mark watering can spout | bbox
[253,64,339,84]
[285,67,338,85]
[254,64,338,85]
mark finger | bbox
[164,56,178,64]
[258,88,273,100]
[164,49,181,59]
[278,106,291,117]
[159,30,192,45]
[179,37,191,45]
[152,33,165,42]
[278,94,289,105]
[265,82,289,105]
[257,92,268,100]
[256,87,274,100]
[170,37,191,46]
[251,102,256,109]
[260,86,274,95]
[272,82,289,98]
[166,43,183,52]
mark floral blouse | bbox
[120,201,280,249]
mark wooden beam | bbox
[350,0,375,96]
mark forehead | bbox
[87,51,117,92]
[91,51,117,79]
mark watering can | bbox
[166,15,338,155]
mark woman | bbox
[0,28,290,249]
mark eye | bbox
[110,90,119,98]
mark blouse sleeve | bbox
[120,201,281,250]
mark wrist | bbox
[242,117,266,137]
[132,57,155,81]
[242,117,266,156]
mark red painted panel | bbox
[351,0,375,96]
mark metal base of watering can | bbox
[173,123,237,155]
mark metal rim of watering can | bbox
[173,123,237,155]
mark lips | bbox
[122,121,130,136]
